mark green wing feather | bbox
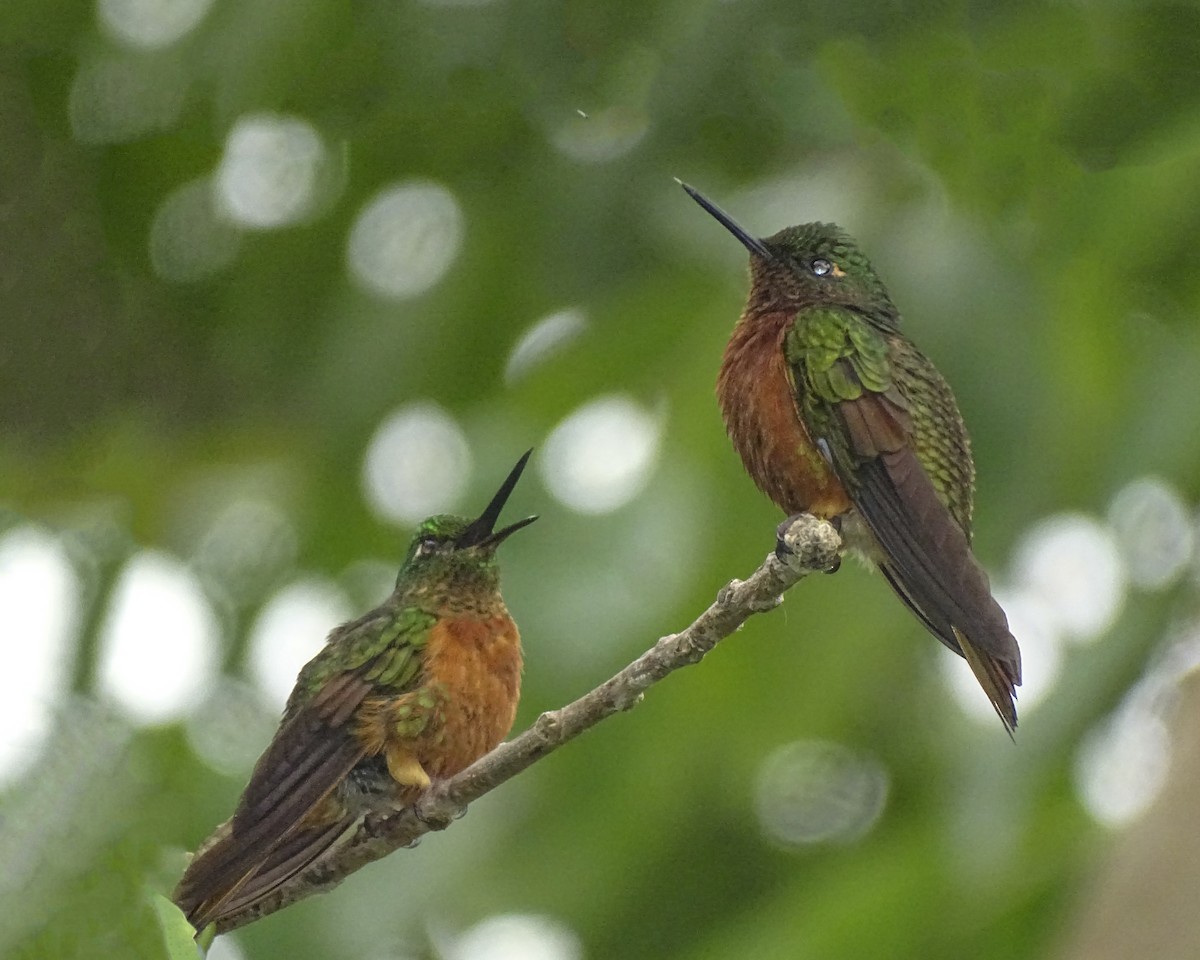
[785,307,1021,732]
[175,603,436,931]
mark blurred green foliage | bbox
[2,1,1200,958]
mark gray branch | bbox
[216,514,841,933]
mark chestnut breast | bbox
[717,312,852,518]
[415,613,523,778]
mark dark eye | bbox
[416,537,439,557]
[811,258,833,277]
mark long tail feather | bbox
[954,626,1019,736]
[183,815,356,931]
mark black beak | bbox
[457,449,539,549]
[675,179,775,260]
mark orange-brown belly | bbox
[353,613,523,802]
[717,316,852,518]
[412,614,523,779]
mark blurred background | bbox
[3,1,1200,958]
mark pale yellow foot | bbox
[386,748,432,790]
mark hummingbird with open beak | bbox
[680,182,1021,732]
[175,451,538,931]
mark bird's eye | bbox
[416,537,439,557]
[811,258,833,277]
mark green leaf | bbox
[151,893,200,960]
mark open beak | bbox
[457,449,539,549]
[675,179,774,260]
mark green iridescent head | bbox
[396,450,538,586]
[678,181,898,320]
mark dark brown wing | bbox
[831,387,1022,732]
[173,672,372,930]
[786,310,1020,732]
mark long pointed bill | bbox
[675,179,775,260]
[480,512,539,548]
[457,449,538,548]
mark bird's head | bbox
[678,181,898,321]
[396,450,538,594]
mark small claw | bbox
[775,521,793,559]
[823,515,844,572]
[775,513,808,559]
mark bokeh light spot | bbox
[68,54,187,144]
[98,0,216,49]
[1012,514,1125,644]
[447,914,583,960]
[504,308,588,385]
[1108,476,1193,591]
[346,181,463,299]
[551,107,649,163]
[1075,704,1171,827]
[363,402,473,525]
[756,740,889,846]
[206,934,249,960]
[191,498,298,607]
[541,395,662,514]
[185,678,278,775]
[149,177,242,282]
[215,114,327,229]
[248,579,353,712]
[0,698,132,947]
[97,551,220,724]
[532,476,703,676]
[0,527,78,786]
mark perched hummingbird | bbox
[174,452,537,931]
[679,182,1022,732]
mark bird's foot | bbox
[774,514,803,561]
[774,513,843,573]
[822,514,843,573]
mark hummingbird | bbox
[679,182,1022,733]
[174,452,538,932]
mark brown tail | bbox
[174,683,375,932]
[953,626,1020,736]
[837,430,1021,734]
[175,813,356,933]
[878,558,1020,734]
